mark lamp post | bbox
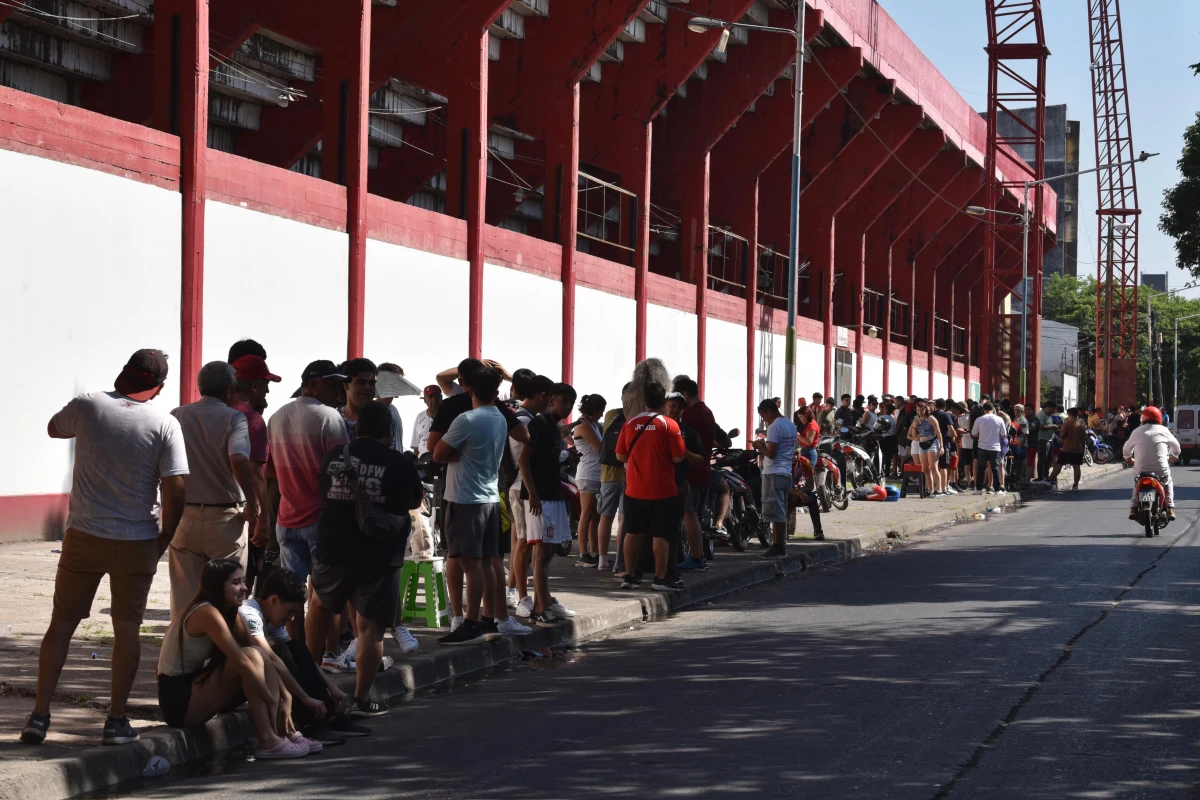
[964,150,1158,406]
[688,4,805,412]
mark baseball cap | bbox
[665,391,686,402]
[114,349,169,397]
[423,384,442,398]
[231,355,281,383]
[301,360,348,383]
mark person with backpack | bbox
[598,383,631,574]
[505,373,550,619]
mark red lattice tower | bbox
[1089,0,1141,409]
[982,0,1048,403]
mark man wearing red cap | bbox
[23,349,189,747]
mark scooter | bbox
[1133,471,1171,538]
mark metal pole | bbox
[1103,217,1114,413]
[1175,316,1179,414]
[1020,181,1030,405]
[1147,290,1153,405]
[782,1,805,413]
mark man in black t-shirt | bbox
[666,392,706,574]
[309,401,422,717]
[518,383,577,627]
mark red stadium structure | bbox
[0,0,1057,541]
[1088,0,1142,410]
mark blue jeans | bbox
[801,447,819,470]
[277,522,320,584]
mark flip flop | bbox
[257,738,309,759]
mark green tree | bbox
[1159,109,1200,277]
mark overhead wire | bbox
[0,0,141,49]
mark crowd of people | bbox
[19,344,768,757]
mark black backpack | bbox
[599,410,626,468]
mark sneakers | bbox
[984,488,995,495]
[20,712,49,745]
[450,615,465,631]
[677,557,707,571]
[348,655,394,673]
[812,531,826,541]
[498,616,533,636]
[389,625,420,655]
[479,618,502,642]
[257,737,309,759]
[102,717,140,745]
[350,697,389,717]
[328,713,371,737]
[531,611,560,628]
[302,722,346,747]
[548,600,576,618]
[438,619,487,646]
[996,490,1006,497]
[574,553,599,568]
[514,597,533,619]
[761,544,786,559]
[620,575,640,589]
[651,578,681,592]
[320,650,353,674]
[288,731,323,753]
[946,486,959,495]
[505,588,519,608]
[344,637,358,662]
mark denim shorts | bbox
[761,473,791,524]
[277,522,320,584]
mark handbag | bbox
[338,443,411,543]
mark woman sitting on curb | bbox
[157,558,314,759]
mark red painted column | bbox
[854,234,866,396]
[634,124,652,364]
[742,179,760,444]
[550,87,582,385]
[927,269,937,399]
[680,152,711,392]
[154,0,209,404]
[347,1,371,359]
[908,259,916,397]
[883,248,893,394]
[819,219,835,396]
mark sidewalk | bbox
[0,462,1126,799]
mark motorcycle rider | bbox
[1122,406,1180,521]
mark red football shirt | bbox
[616,412,686,500]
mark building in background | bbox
[993,104,1080,285]
[1141,273,1168,294]
[1041,320,1081,408]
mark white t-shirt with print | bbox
[237,597,290,645]
[763,417,798,477]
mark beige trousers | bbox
[169,504,248,617]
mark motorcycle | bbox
[839,425,884,487]
[815,436,851,512]
[708,438,769,550]
[1085,429,1115,466]
[1133,471,1171,538]
[414,453,446,557]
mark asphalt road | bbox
[114,466,1200,800]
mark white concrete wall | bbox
[365,238,468,430]
[205,201,347,419]
[796,338,825,398]
[704,317,747,433]
[646,304,697,383]
[952,373,967,401]
[933,371,949,399]
[888,360,908,395]
[574,286,635,410]
[483,263,562,380]
[913,367,930,397]
[755,330,786,416]
[863,355,884,397]
[0,149,181,496]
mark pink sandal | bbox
[256,737,309,759]
[289,731,323,753]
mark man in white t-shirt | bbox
[23,349,189,748]
[410,385,442,456]
[753,398,799,558]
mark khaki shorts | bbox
[54,528,161,623]
[508,486,527,542]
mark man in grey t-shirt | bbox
[23,349,189,748]
[168,362,257,616]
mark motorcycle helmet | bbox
[885,485,901,501]
[1142,406,1163,426]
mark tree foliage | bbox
[1160,108,1200,278]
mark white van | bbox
[1175,406,1200,464]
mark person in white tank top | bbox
[571,394,608,569]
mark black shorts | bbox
[623,495,683,540]
[1057,451,1084,466]
[312,562,402,628]
[157,672,245,728]
[444,501,500,559]
[687,482,708,513]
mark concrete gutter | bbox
[0,462,1126,800]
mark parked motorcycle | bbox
[1085,429,1115,465]
[708,437,768,550]
[839,425,884,487]
[1133,471,1171,538]
[815,436,851,512]
[414,453,446,557]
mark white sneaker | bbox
[389,625,419,655]
[548,600,576,619]
[996,490,1006,496]
[348,654,395,672]
[497,617,533,636]
[514,597,533,619]
[946,486,959,495]
[450,615,465,632]
[344,637,358,662]
[320,650,353,674]
[505,588,519,609]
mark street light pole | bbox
[782,2,805,413]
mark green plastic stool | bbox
[398,558,450,629]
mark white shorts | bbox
[525,500,570,545]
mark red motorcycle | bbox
[1134,472,1170,538]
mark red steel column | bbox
[634,124,652,364]
[680,153,712,394]
[854,235,866,396]
[927,270,937,398]
[883,248,893,394]
[347,1,371,359]
[154,0,209,404]
[554,87,582,384]
[454,33,489,360]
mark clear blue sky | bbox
[881,0,1200,295]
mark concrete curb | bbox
[2,461,1128,800]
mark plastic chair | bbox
[398,558,450,629]
[900,463,928,499]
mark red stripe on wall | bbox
[707,291,747,328]
[484,224,562,280]
[576,251,635,299]
[206,150,348,232]
[647,273,697,314]
[0,494,68,544]
[0,86,179,190]
[368,195,468,261]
